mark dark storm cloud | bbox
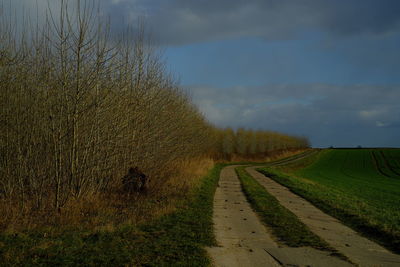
[100,0,400,45]
[187,84,400,147]
[12,1,400,45]
[319,0,400,36]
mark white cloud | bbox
[187,84,400,147]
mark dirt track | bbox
[247,166,400,267]
[207,162,400,266]
[206,165,352,267]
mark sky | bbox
[11,0,400,147]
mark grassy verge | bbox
[0,164,224,266]
[257,166,400,254]
[235,166,330,249]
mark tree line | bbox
[0,1,308,221]
[214,128,309,160]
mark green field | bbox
[258,148,400,252]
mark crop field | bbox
[258,148,400,252]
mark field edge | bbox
[257,167,400,254]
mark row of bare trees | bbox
[0,1,214,212]
[214,128,309,160]
[0,0,309,216]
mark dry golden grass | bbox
[0,158,215,233]
[0,151,307,233]
[165,158,215,195]
[228,149,309,163]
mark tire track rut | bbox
[246,166,400,267]
[207,165,352,267]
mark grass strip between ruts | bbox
[257,167,400,254]
[235,166,332,250]
[0,164,224,266]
